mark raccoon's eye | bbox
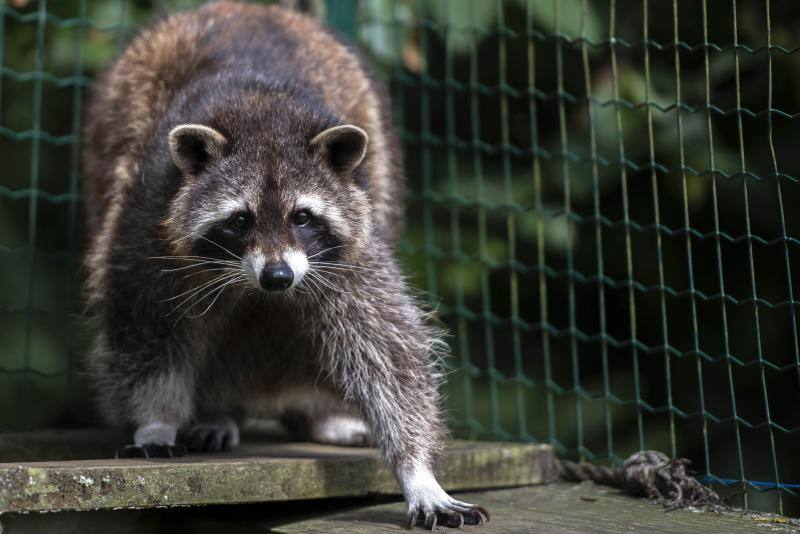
[231,214,249,230]
[292,209,312,227]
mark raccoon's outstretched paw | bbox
[185,417,240,452]
[406,501,489,530]
[401,465,489,530]
[115,443,187,459]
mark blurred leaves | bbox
[525,0,603,42]
[426,0,496,52]
[361,0,603,69]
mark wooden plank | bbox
[271,483,800,534]
[0,422,288,462]
[0,429,130,462]
[0,440,556,513]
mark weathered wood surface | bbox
[0,422,286,462]
[0,437,556,513]
[0,428,130,462]
[272,483,800,533]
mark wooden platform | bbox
[272,484,800,533]
[1,483,795,533]
[0,430,796,533]
[0,431,555,513]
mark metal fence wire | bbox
[1,0,799,518]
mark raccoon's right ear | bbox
[168,124,227,176]
[311,125,369,175]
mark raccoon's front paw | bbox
[310,414,372,447]
[406,501,489,530]
[116,443,187,459]
[185,417,240,452]
[400,465,489,530]
[117,421,185,458]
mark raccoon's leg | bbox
[117,365,195,459]
[309,414,371,446]
[91,334,196,459]
[318,260,489,529]
[278,390,372,446]
[180,347,251,453]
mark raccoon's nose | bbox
[260,262,294,292]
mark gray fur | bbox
[82,1,486,526]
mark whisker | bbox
[188,276,247,319]
[163,271,242,309]
[308,267,347,280]
[310,265,379,287]
[306,245,346,260]
[228,284,250,312]
[303,275,336,310]
[194,235,243,261]
[173,232,197,244]
[161,262,236,273]
[306,270,344,294]
[152,256,240,273]
[182,267,240,279]
[294,279,323,309]
[162,270,241,302]
[150,255,240,263]
[305,272,343,309]
[309,264,374,279]
[309,261,378,273]
[171,275,244,323]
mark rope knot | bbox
[561,450,722,511]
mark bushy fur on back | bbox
[82,2,487,527]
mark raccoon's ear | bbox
[168,124,227,176]
[311,125,369,175]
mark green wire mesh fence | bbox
[1,0,799,518]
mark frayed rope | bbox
[559,450,723,511]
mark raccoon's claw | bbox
[401,464,489,530]
[406,501,489,530]
[185,417,240,452]
[115,443,187,459]
[463,506,490,525]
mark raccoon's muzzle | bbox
[260,261,294,291]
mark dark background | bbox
[0,0,798,517]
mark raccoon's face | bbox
[164,121,371,294]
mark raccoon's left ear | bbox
[168,124,227,176]
[311,125,369,175]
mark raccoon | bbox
[82,1,487,529]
